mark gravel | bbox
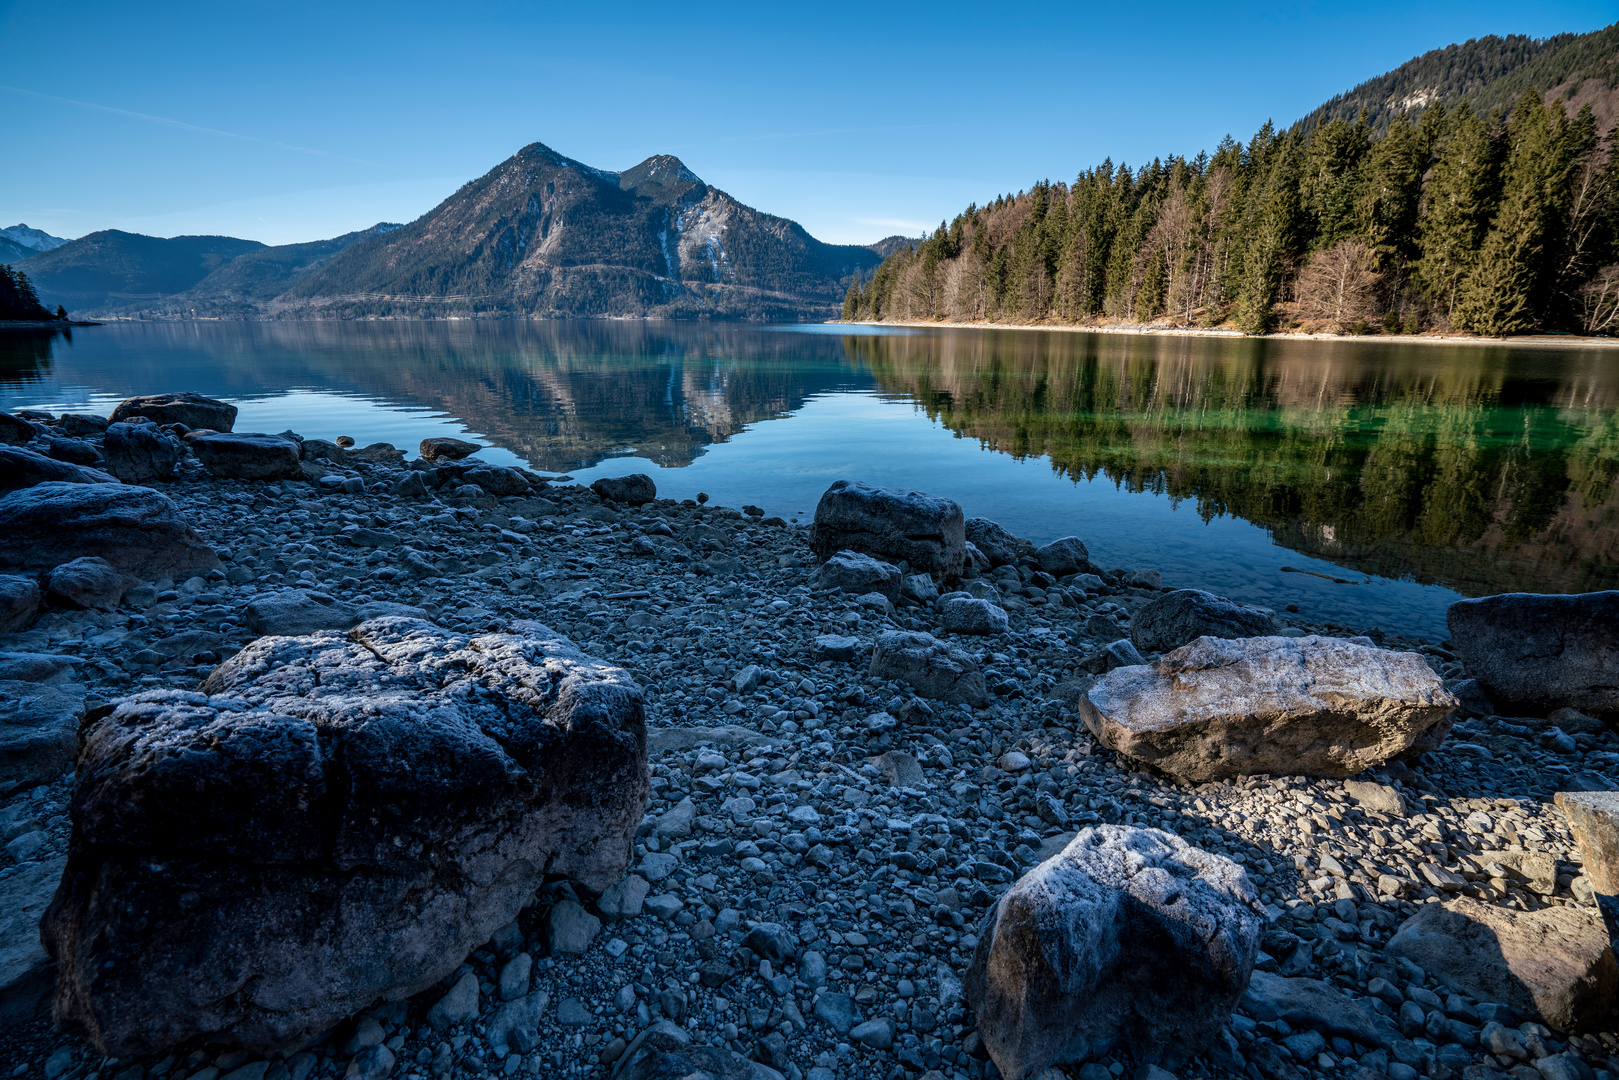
[2,436,1617,1080]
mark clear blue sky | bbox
[2,0,1613,247]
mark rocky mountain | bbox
[1295,21,1619,134]
[275,145,882,320]
[1,223,68,254]
[16,145,882,321]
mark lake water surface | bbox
[4,320,1617,642]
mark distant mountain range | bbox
[10,146,887,321]
[0,223,69,264]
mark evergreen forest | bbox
[845,92,1619,336]
[0,264,62,322]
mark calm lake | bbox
[4,320,1617,642]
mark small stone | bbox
[426,972,480,1030]
[851,1017,895,1050]
[813,991,855,1034]
[499,952,532,1000]
[546,900,601,956]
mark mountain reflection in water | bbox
[3,320,1616,639]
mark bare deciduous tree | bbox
[1294,238,1381,331]
[1579,264,1619,335]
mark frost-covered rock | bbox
[109,392,237,432]
[591,473,656,506]
[816,550,902,602]
[0,483,219,582]
[1128,589,1276,654]
[965,826,1263,1080]
[43,617,649,1057]
[189,433,303,480]
[940,596,1009,635]
[1080,635,1457,781]
[964,518,1022,567]
[0,447,117,494]
[869,629,989,706]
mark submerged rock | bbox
[809,480,965,581]
[1448,592,1619,715]
[0,483,220,581]
[1079,635,1457,781]
[965,826,1263,1080]
[43,617,649,1057]
[1129,588,1277,654]
[109,392,238,432]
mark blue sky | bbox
[1,0,1613,247]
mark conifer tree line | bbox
[0,264,64,322]
[844,93,1619,336]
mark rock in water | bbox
[110,392,238,432]
[0,483,220,581]
[816,550,903,602]
[1129,589,1277,654]
[418,437,481,463]
[1079,635,1456,781]
[590,473,656,506]
[869,630,990,706]
[809,480,965,581]
[964,518,1022,567]
[188,433,304,480]
[42,617,649,1057]
[1386,897,1615,1033]
[0,447,118,494]
[965,826,1263,1080]
[1447,592,1619,714]
[101,422,185,484]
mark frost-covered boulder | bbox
[591,473,656,506]
[189,433,303,480]
[940,596,1009,635]
[1080,635,1457,781]
[0,447,117,494]
[102,422,184,484]
[43,617,649,1057]
[810,480,965,581]
[964,518,1023,567]
[1035,536,1093,578]
[965,826,1263,1080]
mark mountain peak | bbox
[2,223,69,252]
[619,155,706,201]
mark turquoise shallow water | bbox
[5,320,1618,642]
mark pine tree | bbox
[1355,114,1427,278]
[1457,93,1579,334]
[1234,131,1304,333]
[1414,104,1502,322]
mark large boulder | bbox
[1129,589,1276,654]
[102,422,184,484]
[1386,897,1615,1033]
[0,446,118,494]
[809,480,965,581]
[0,575,41,633]
[109,392,237,432]
[816,550,902,602]
[1079,635,1457,781]
[869,630,990,707]
[43,617,649,1057]
[965,826,1263,1080]
[46,556,131,611]
[1448,592,1619,715]
[591,473,656,506]
[0,483,220,581]
[189,433,302,480]
[0,680,84,795]
[965,518,1022,567]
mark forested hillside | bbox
[849,33,1619,337]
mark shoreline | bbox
[838,318,1619,349]
[0,405,1614,1080]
